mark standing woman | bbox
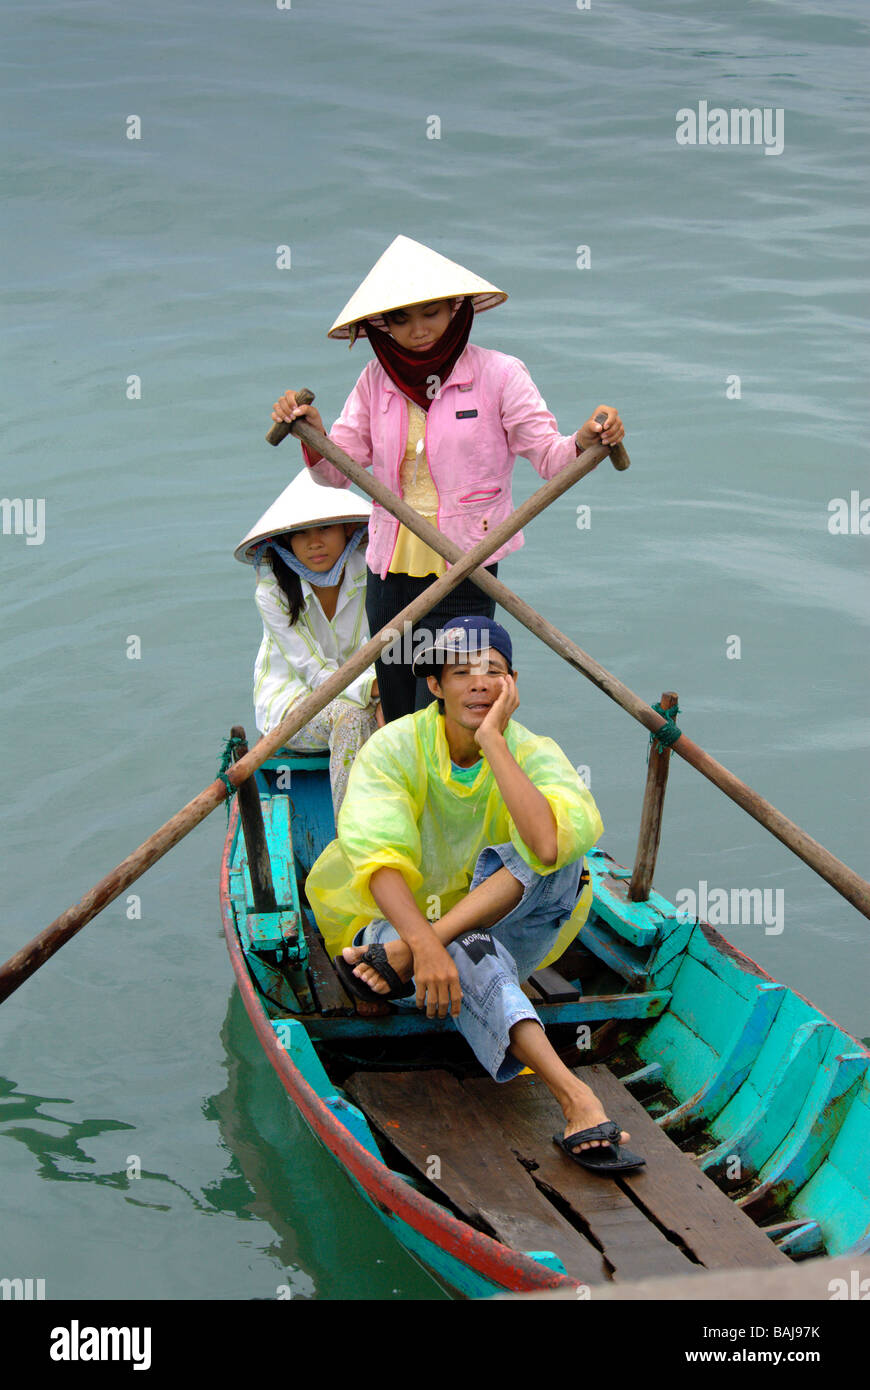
[234,469,381,818]
[271,236,625,722]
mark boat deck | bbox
[221,759,870,1286]
[345,1063,790,1285]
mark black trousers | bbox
[365,565,499,723]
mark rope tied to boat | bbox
[217,734,245,817]
[648,700,682,759]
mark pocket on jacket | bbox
[458,486,502,505]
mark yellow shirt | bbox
[388,401,447,578]
[306,702,602,962]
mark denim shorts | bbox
[353,843,584,1081]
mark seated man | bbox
[305,615,644,1173]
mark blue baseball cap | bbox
[411,615,513,675]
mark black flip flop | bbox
[334,944,416,1004]
[553,1121,646,1174]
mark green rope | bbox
[217,734,245,819]
[648,700,682,759]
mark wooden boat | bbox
[219,744,870,1299]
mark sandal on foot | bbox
[334,944,415,1004]
[553,1120,646,1174]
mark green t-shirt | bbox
[450,759,483,785]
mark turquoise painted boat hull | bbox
[219,753,870,1294]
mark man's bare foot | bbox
[341,939,413,995]
[561,1077,629,1152]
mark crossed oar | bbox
[0,413,630,1003]
[1,402,867,1005]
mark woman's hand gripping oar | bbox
[266,391,632,472]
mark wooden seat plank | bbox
[527,966,581,1003]
[464,1075,696,1281]
[568,1065,789,1270]
[345,1069,607,1285]
[304,926,354,1016]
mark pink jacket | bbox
[304,343,580,579]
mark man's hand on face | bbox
[474,673,520,748]
[412,938,463,1018]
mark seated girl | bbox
[234,469,382,818]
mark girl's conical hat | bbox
[328,235,507,342]
[234,469,372,564]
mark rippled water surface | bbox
[1,0,867,1299]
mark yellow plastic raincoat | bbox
[306,701,603,969]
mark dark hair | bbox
[419,661,446,715]
[435,662,449,715]
[264,535,304,625]
[383,296,461,325]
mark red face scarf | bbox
[362,296,474,411]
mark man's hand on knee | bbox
[412,939,463,1019]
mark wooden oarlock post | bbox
[230,726,278,915]
[628,692,678,903]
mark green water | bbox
[1,0,867,1299]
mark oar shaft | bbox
[283,414,870,920]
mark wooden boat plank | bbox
[527,966,581,1003]
[281,765,335,875]
[645,914,696,990]
[587,872,667,946]
[304,922,354,1016]
[587,1065,791,1268]
[659,981,787,1138]
[741,1059,869,1230]
[578,915,652,988]
[300,989,671,1041]
[262,796,295,908]
[465,1074,696,1281]
[345,1069,608,1285]
[699,1020,836,1183]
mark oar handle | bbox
[593,412,631,471]
[266,389,316,446]
[268,393,631,470]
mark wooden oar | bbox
[266,394,632,472]
[271,396,870,920]
[0,432,616,1006]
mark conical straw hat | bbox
[234,469,372,564]
[328,235,507,342]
